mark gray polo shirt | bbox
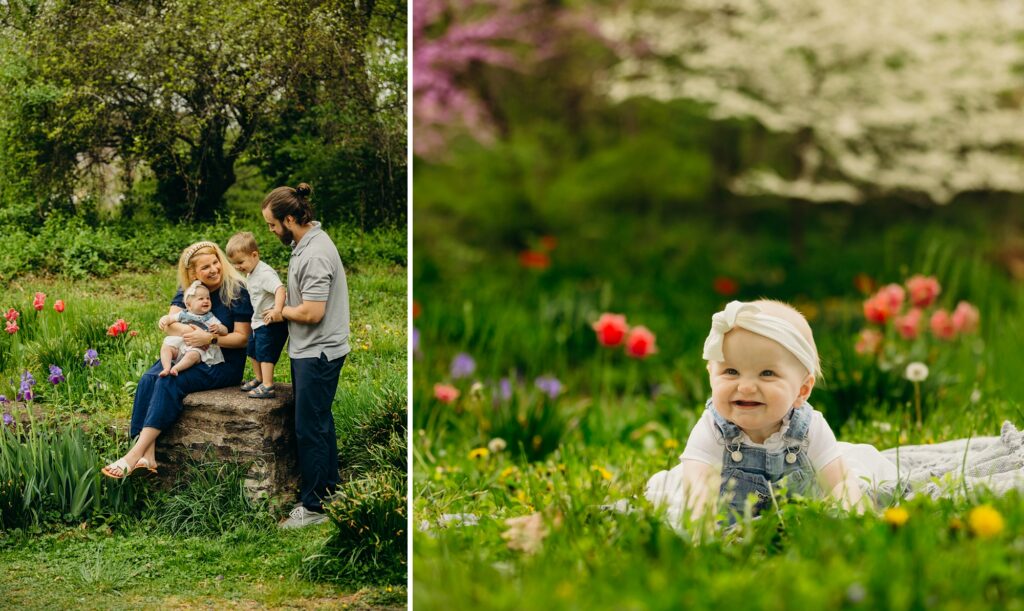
[286,222,351,360]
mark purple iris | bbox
[535,375,563,399]
[48,364,65,385]
[450,352,476,379]
[413,328,420,356]
[84,348,100,367]
[2,412,12,426]
[498,378,513,401]
[16,371,35,402]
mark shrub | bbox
[304,469,407,586]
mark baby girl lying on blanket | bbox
[645,299,898,525]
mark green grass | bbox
[0,233,407,605]
[412,196,1024,609]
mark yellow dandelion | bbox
[591,465,613,481]
[883,506,909,528]
[948,517,964,532]
[663,438,679,450]
[968,505,1004,539]
[468,447,489,460]
[499,466,518,480]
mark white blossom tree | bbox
[602,0,1024,204]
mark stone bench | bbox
[156,384,298,508]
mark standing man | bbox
[261,182,350,528]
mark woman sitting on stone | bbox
[102,240,253,478]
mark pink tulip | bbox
[879,284,906,312]
[53,300,65,313]
[434,383,460,403]
[930,309,957,340]
[592,313,629,347]
[895,308,922,340]
[32,292,46,311]
[906,275,941,308]
[855,329,883,355]
[624,326,657,359]
[951,301,980,334]
[863,294,893,324]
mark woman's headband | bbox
[182,241,218,267]
[702,301,818,377]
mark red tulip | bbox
[906,275,941,308]
[878,284,905,312]
[32,292,46,311]
[625,326,658,359]
[53,300,65,313]
[518,250,550,270]
[951,301,980,334]
[894,308,922,340]
[863,294,893,324]
[4,321,18,335]
[107,325,119,337]
[115,318,129,334]
[433,383,460,403]
[592,313,629,347]
[412,300,422,320]
[930,309,957,340]
[3,308,18,323]
[855,328,883,354]
[713,276,739,296]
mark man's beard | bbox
[278,227,295,246]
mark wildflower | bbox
[0,395,7,405]
[501,513,549,554]
[498,377,513,402]
[53,299,65,313]
[433,383,460,403]
[853,273,876,295]
[4,308,18,323]
[855,328,883,355]
[904,362,929,382]
[499,466,518,480]
[539,235,558,252]
[4,321,17,335]
[1,412,11,427]
[84,348,100,367]
[663,438,679,450]
[488,438,508,453]
[968,505,1004,539]
[863,293,894,324]
[846,583,866,604]
[929,309,957,340]
[534,375,563,399]
[518,250,550,270]
[894,308,922,340]
[592,313,629,347]
[412,328,420,355]
[48,364,65,385]
[32,292,46,311]
[115,318,129,334]
[906,275,941,308]
[591,465,613,481]
[713,276,739,296]
[468,447,489,460]
[951,301,980,334]
[625,326,657,359]
[412,300,422,319]
[450,353,476,379]
[948,516,964,533]
[883,506,909,527]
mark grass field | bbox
[412,201,1024,609]
[0,228,407,608]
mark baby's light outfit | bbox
[646,399,898,525]
[162,310,225,366]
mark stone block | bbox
[156,384,298,507]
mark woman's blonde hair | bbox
[176,241,244,305]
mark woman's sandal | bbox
[101,458,134,480]
[134,457,159,475]
[248,384,276,399]
[240,379,261,392]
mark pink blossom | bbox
[434,383,460,403]
[895,308,922,340]
[878,284,905,312]
[592,313,629,347]
[624,326,657,359]
[32,292,46,311]
[906,275,941,308]
[863,294,893,324]
[855,328,883,354]
[951,301,980,334]
[930,309,957,340]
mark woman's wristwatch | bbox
[209,335,218,345]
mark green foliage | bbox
[153,460,275,537]
[0,422,148,530]
[336,383,407,479]
[307,469,407,586]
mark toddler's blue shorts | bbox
[246,321,289,363]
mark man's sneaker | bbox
[279,505,329,529]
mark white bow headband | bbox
[702,301,818,377]
[183,280,206,303]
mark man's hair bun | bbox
[295,183,312,198]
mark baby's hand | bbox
[211,323,228,336]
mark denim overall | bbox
[707,399,819,521]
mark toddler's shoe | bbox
[248,384,276,399]
[240,379,261,392]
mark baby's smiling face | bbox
[186,287,213,316]
[708,328,814,444]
